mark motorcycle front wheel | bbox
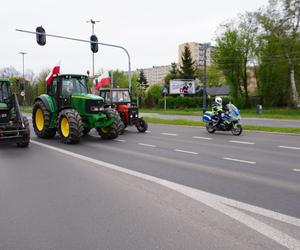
[206,123,216,133]
[231,124,242,136]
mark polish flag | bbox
[45,62,61,85]
[94,71,111,90]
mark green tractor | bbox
[32,74,121,144]
[0,78,30,147]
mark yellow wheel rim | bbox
[61,117,70,138]
[35,108,44,131]
[100,127,109,133]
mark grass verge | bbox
[144,117,300,135]
[141,108,300,120]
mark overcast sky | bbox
[1,0,268,76]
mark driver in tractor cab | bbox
[62,80,73,97]
[212,96,229,125]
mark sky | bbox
[0,0,269,77]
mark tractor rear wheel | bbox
[58,109,83,144]
[16,116,30,148]
[97,123,118,140]
[32,100,56,138]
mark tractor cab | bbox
[0,80,11,123]
[0,78,30,147]
[99,88,148,133]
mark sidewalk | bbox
[141,113,300,128]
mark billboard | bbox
[169,79,196,94]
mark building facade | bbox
[178,42,214,67]
[136,65,172,85]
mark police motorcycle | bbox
[202,102,242,136]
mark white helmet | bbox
[215,96,222,105]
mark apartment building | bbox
[136,65,172,85]
[178,42,214,67]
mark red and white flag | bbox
[45,62,61,85]
[94,71,110,90]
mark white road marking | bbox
[229,140,255,145]
[174,149,198,155]
[115,139,126,142]
[192,136,212,140]
[293,169,300,172]
[138,143,157,148]
[161,133,178,136]
[278,145,300,151]
[30,140,300,249]
[224,157,256,165]
[146,130,151,133]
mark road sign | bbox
[20,91,25,97]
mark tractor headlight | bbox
[90,106,100,112]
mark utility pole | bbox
[202,43,208,113]
[19,51,27,105]
[86,19,100,76]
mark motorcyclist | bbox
[212,96,229,126]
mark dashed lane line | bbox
[161,133,178,136]
[30,140,300,249]
[223,157,256,165]
[192,136,212,140]
[174,149,199,155]
[229,140,255,145]
[115,139,126,142]
[138,143,157,148]
[278,145,300,151]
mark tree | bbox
[256,0,300,107]
[0,66,20,78]
[36,69,50,96]
[164,62,179,88]
[214,13,258,107]
[179,45,196,79]
[144,84,162,108]
[138,69,148,88]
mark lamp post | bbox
[86,19,100,76]
[19,51,27,105]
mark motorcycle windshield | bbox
[227,104,240,118]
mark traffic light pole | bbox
[16,28,132,93]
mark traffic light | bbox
[90,35,98,53]
[36,26,46,46]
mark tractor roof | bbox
[55,74,88,78]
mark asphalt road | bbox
[141,113,300,128]
[0,122,300,249]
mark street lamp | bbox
[19,51,27,105]
[86,19,100,76]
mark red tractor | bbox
[99,88,148,133]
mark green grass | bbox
[141,107,300,120]
[144,117,300,135]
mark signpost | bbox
[162,87,168,111]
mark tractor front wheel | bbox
[97,123,118,140]
[58,109,83,144]
[136,118,148,133]
[32,100,56,138]
[16,116,30,148]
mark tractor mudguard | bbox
[34,95,56,113]
[34,95,57,127]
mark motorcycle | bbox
[202,103,242,136]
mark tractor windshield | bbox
[62,77,89,96]
[0,82,10,102]
[112,90,131,103]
